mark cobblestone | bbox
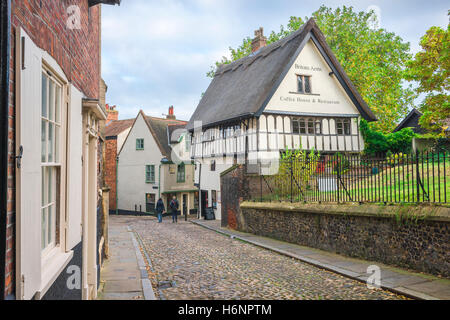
[128,217,407,300]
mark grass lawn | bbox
[257,158,449,204]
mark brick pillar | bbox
[220,165,249,229]
[105,139,118,212]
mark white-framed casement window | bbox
[41,69,63,255]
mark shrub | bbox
[360,119,416,155]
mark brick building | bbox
[0,0,120,300]
[104,107,134,213]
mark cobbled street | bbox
[112,216,408,300]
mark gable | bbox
[187,19,376,131]
[118,113,163,162]
[265,39,360,117]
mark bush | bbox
[360,119,416,155]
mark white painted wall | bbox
[117,113,163,211]
[194,156,235,220]
[266,39,360,116]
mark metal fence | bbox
[252,151,449,204]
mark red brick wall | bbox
[5,0,101,298]
[105,138,117,211]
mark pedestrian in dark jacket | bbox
[169,196,179,223]
[156,198,165,223]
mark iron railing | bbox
[251,151,449,204]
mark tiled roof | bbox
[143,115,187,159]
[104,119,134,137]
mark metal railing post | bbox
[416,150,420,203]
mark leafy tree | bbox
[405,20,450,135]
[360,119,416,155]
[207,6,415,133]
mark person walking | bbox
[156,198,165,223]
[169,195,180,223]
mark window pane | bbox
[49,80,55,121]
[41,120,47,163]
[292,120,299,134]
[48,167,52,204]
[337,122,343,135]
[55,85,61,124]
[308,120,314,134]
[42,74,47,118]
[48,205,53,245]
[41,167,45,206]
[41,208,47,250]
[297,76,304,93]
[345,122,351,135]
[48,122,54,162]
[304,76,311,94]
[55,126,60,163]
[315,121,322,134]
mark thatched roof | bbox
[187,18,376,131]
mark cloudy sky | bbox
[101,0,449,121]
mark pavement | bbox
[127,215,407,300]
[97,216,156,300]
[192,219,450,300]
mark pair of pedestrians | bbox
[155,196,180,223]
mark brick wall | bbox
[5,0,101,298]
[105,138,117,211]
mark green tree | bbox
[207,6,415,133]
[405,20,450,135]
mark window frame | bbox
[210,160,216,172]
[41,68,64,257]
[177,163,186,183]
[136,138,144,150]
[297,74,312,94]
[145,165,155,184]
[336,119,352,135]
[292,117,322,135]
[145,193,156,213]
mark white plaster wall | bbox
[194,156,235,220]
[117,113,163,211]
[266,39,360,116]
[117,127,131,152]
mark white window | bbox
[41,70,63,254]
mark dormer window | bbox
[297,75,312,94]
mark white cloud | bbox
[101,0,449,120]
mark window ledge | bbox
[37,249,74,300]
[289,91,321,96]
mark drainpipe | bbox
[194,160,202,220]
[115,156,119,215]
[0,0,11,300]
[158,163,162,200]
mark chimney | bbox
[166,106,176,120]
[251,27,267,53]
[106,104,119,123]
